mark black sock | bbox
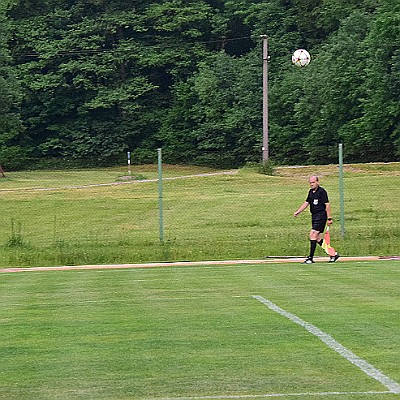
[309,240,317,259]
[318,239,323,246]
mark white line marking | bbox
[161,391,393,399]
[253,295,400,394]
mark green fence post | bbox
[158,148,164,243]
[339,143,345,238]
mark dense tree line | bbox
[0,0,399,169]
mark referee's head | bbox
[309,176,319,191]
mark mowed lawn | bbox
[1,260,399,399]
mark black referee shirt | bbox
[306,186,329,217]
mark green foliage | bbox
[2,0,399,168]
[0,145,30,170]
[6,218,26,247]
[161,51,262,167]
[294,11,372,163]
[351,1,400,160]
[258,159,275,175]
[0,3,24,168]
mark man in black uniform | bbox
[293,176,340,264]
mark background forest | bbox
[0,0,399,169]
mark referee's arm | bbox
[294,201,309,217]
[326,202,333,225]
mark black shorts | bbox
[312,217,327,233]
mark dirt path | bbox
[1,256,399,273]
[0,170,238,193]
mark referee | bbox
[293,175,340,264]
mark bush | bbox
[0,146,31,171]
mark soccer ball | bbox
[292,49,311,67]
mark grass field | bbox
[1,260,399,399]
[0,162,399,268]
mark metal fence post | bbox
[339,143,345,237]
[158,148,164,243]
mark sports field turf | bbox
[1,260,399,399]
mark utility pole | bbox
[260,35,269,163]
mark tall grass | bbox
[0,163,399,267]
